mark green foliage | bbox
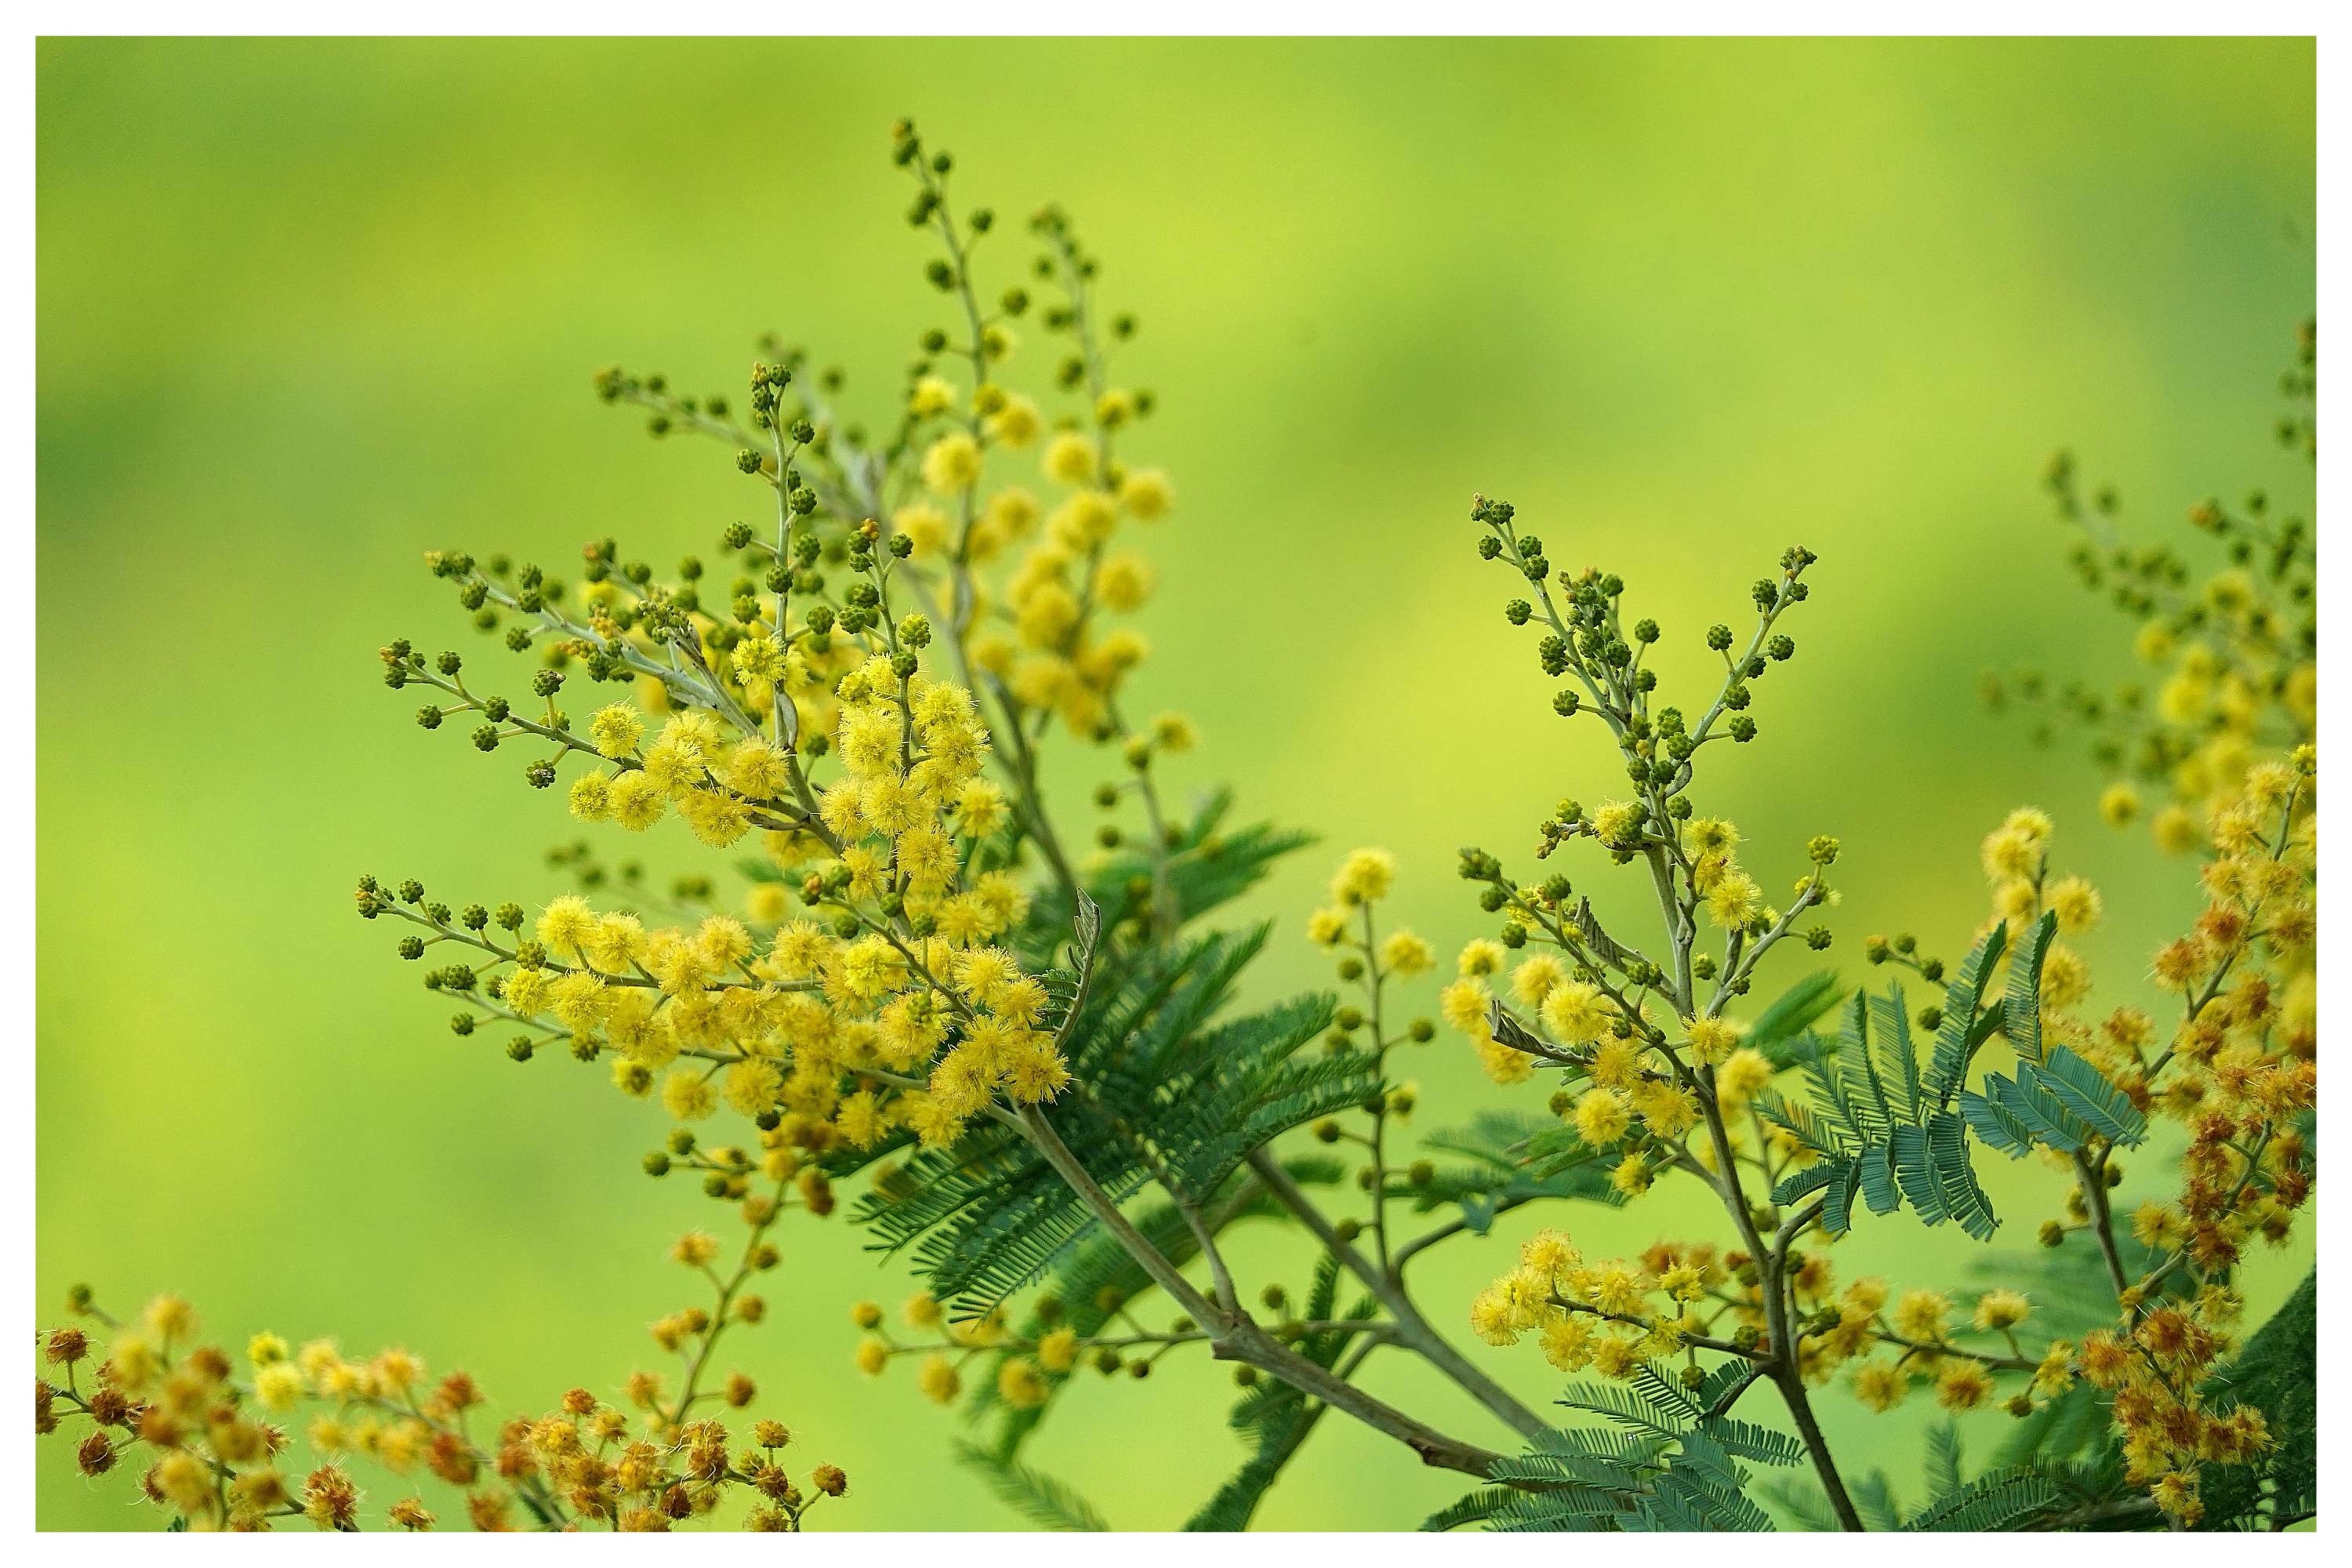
[854,917,1367,1316]
[1963,1044,2147,1157]
[1902,1469,2064,1531]
[960,1156,1348,1460]
[1022,787,1312,961]
[1436,1364,1799,1532]
[1769,1421,2063,1532]
[1960,913,2149,1160]
[1759,922,2049,1241]
[2198,1269,2317,1529]
[952,1444,1110,1531]
[1748,969,1846,1069]
[1185,1255,1378,1531]
[1420,1486,1523,1533]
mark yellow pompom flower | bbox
[1684,817,1741,858]
[1094,552,1155,612]
[1852,1359,1909,1411]
[537,895,597,956]
[1573,1088,1632,1145]
[1540,981,1611,1045]
[908,376,956,417]
[996,1357,1050,1410]
[985,486,1040,539]
[916,1355,960,1404]
[568,771,613,822]
[1148,711,1196,753]
[589,704,645,759]
[1935,1360,1994,1410]
[679,789,752,848]
[2040,944,2092,1009]
[1704,872,1762,929]
[1540,1316,1595,1372]
[985,394,1042,448]
[608,770,666,831]
[1042,431,1096,486]
[1715,1047,1774,1105]
[1468,1290,1519,1347]
[1511,953,1567,1006]
[1980,823,2041,880]
[1379,929,1435,978]
[1457,938,1506,978]
[1475,1039,1535,1084]
[1049,492,1118,549]
[2152,803,2202,854]
[1439,979,1491,1038]
[1330,848,1395,906]
[660,1069,718,1122]
[1630,1080,1700,1138]
[1973,1289,2031,1331]
[1610,1152,1653,1196]
[253,1361,307,1413]
[1685,1015,1742,1065]
[1893,1289,1951,1342]
[1117,467,1174,520]
[732,635,786,686]
[921,432,984,495]
[1590,800,1645,849]
[1521,1229,1578,1276]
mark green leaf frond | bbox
[951,1443,1110,1531]
[851,916,1367,1318]
[1440,1366,1799,1533]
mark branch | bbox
[1246,1149,1548,1442]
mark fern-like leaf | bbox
[2002,911,2059,1065]
[1924,920,2009,1108]
[953,1444,1110,1531]
[1901,1469,2061,1531]
[2028,1047,2147,1147]
[1748,970,1845,1068]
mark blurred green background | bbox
[38,37,2313,1530]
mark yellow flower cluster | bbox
[36,1250,845,1531]
[959,443,1171,741]
[2077,1286,2272,1526]
[384,647,1086,1159]
[1835,1283,2074,1418]
[1442,935,1780,1196]
[1471,1228,2081,1437]
[850,1289,1130,1414]
[1994,789,2314,1229]
[1305,848,1434,977]
[1999,768,2310,1524]
[1468,1232,1714,1381]
[2120,588,2315,860]
[1977,808,2100,1025]
[883,197,1177,753]
[2041,390,2315,861]
[1683,816,1768,931]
